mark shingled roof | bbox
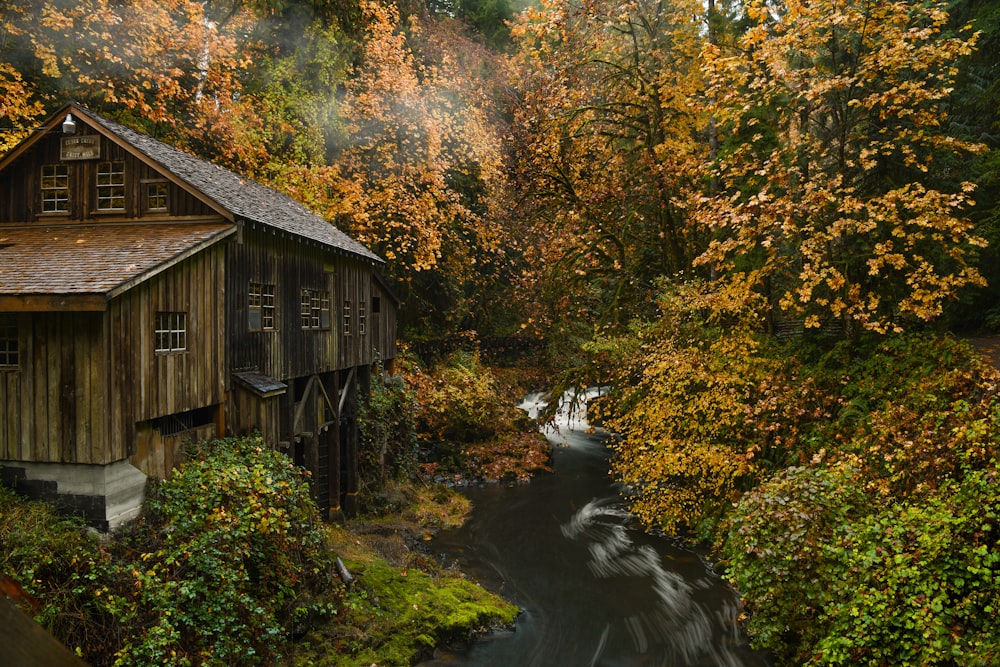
[0,223,235,306]
[73,104,382,263]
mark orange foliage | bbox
[333,0,511,284]
[2,0,267,173]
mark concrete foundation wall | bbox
[0,459,147,531]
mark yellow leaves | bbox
[696,0,985,335]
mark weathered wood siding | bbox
[335,259,374,370]
[0,126,216,223]
[227,224,337,381]
[131,422,216,480]
[371,279,398,364]
[0,311,111,464]
[229,384,282,445]
[109,244,226,468]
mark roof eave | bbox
[106,225,237,301]
[0,293,108,312]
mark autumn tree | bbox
[697,0,988,336]
[333,0,517,337]
[0,4,49,148]
[0,0,269,173]
[510,0,709,343]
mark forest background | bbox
[3,0,1000,664]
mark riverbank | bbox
[287,482,519,667]
[0,445,519,667]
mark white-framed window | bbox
[96,161,125,210]
[155,312,187,354]
[342,300,352,336]
[358,301,367,335]
[0,316,18,367]
[300,289,330,330]
[41,164,69,213]
[249,282,276,331]
[146,181,168,211]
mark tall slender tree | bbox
[510,0,709,337]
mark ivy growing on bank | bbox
[359,363,420,497]
[114,437,338,665]
[1,436,340,666]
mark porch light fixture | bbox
[62,114,77,135]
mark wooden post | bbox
[327,371,342,520]
[343,366,359,517]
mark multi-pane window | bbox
[0,316,18,367]
[96,161,125,210]
[41,164,69,213]
[300,289,330,330]
[146,181,168,211]
[358,301,367,336]
[343,300,352,336]
[155,312,187,353]
[248,282,276,331]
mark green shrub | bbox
[725,463,1000,666]
[719,335,1000,665]
[115,436,337,666]
[0,485,124,662]
[359,366,419,495]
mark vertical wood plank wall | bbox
[0,311,110,464]
[0,130,217,223]
[227,226,338,381]
[110,244,226,471]
[131,422,217,480]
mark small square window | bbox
[249,282,276,331]
[0,316,18,367]
[146,181,168,211]
[300,289,330,330]
[155,312,187,353]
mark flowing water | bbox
[420,390,771,667]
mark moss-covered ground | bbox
[288,483,519,666]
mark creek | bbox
[420,390,772,667]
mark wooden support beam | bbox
[292,374,317,435]
[0,295,107,312]
[338,366,356,416]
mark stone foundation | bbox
[0,459,147,531]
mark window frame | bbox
[96,160,126,211]
[0,316,18,368]
[248,282,276,332]
[145,180,169,213]
[154,312,188,354]
[343,299,352,336]
[300,289,330,330]
[358,301,367,336]
[41,164,69,213]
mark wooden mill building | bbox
[0,103,397,528]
